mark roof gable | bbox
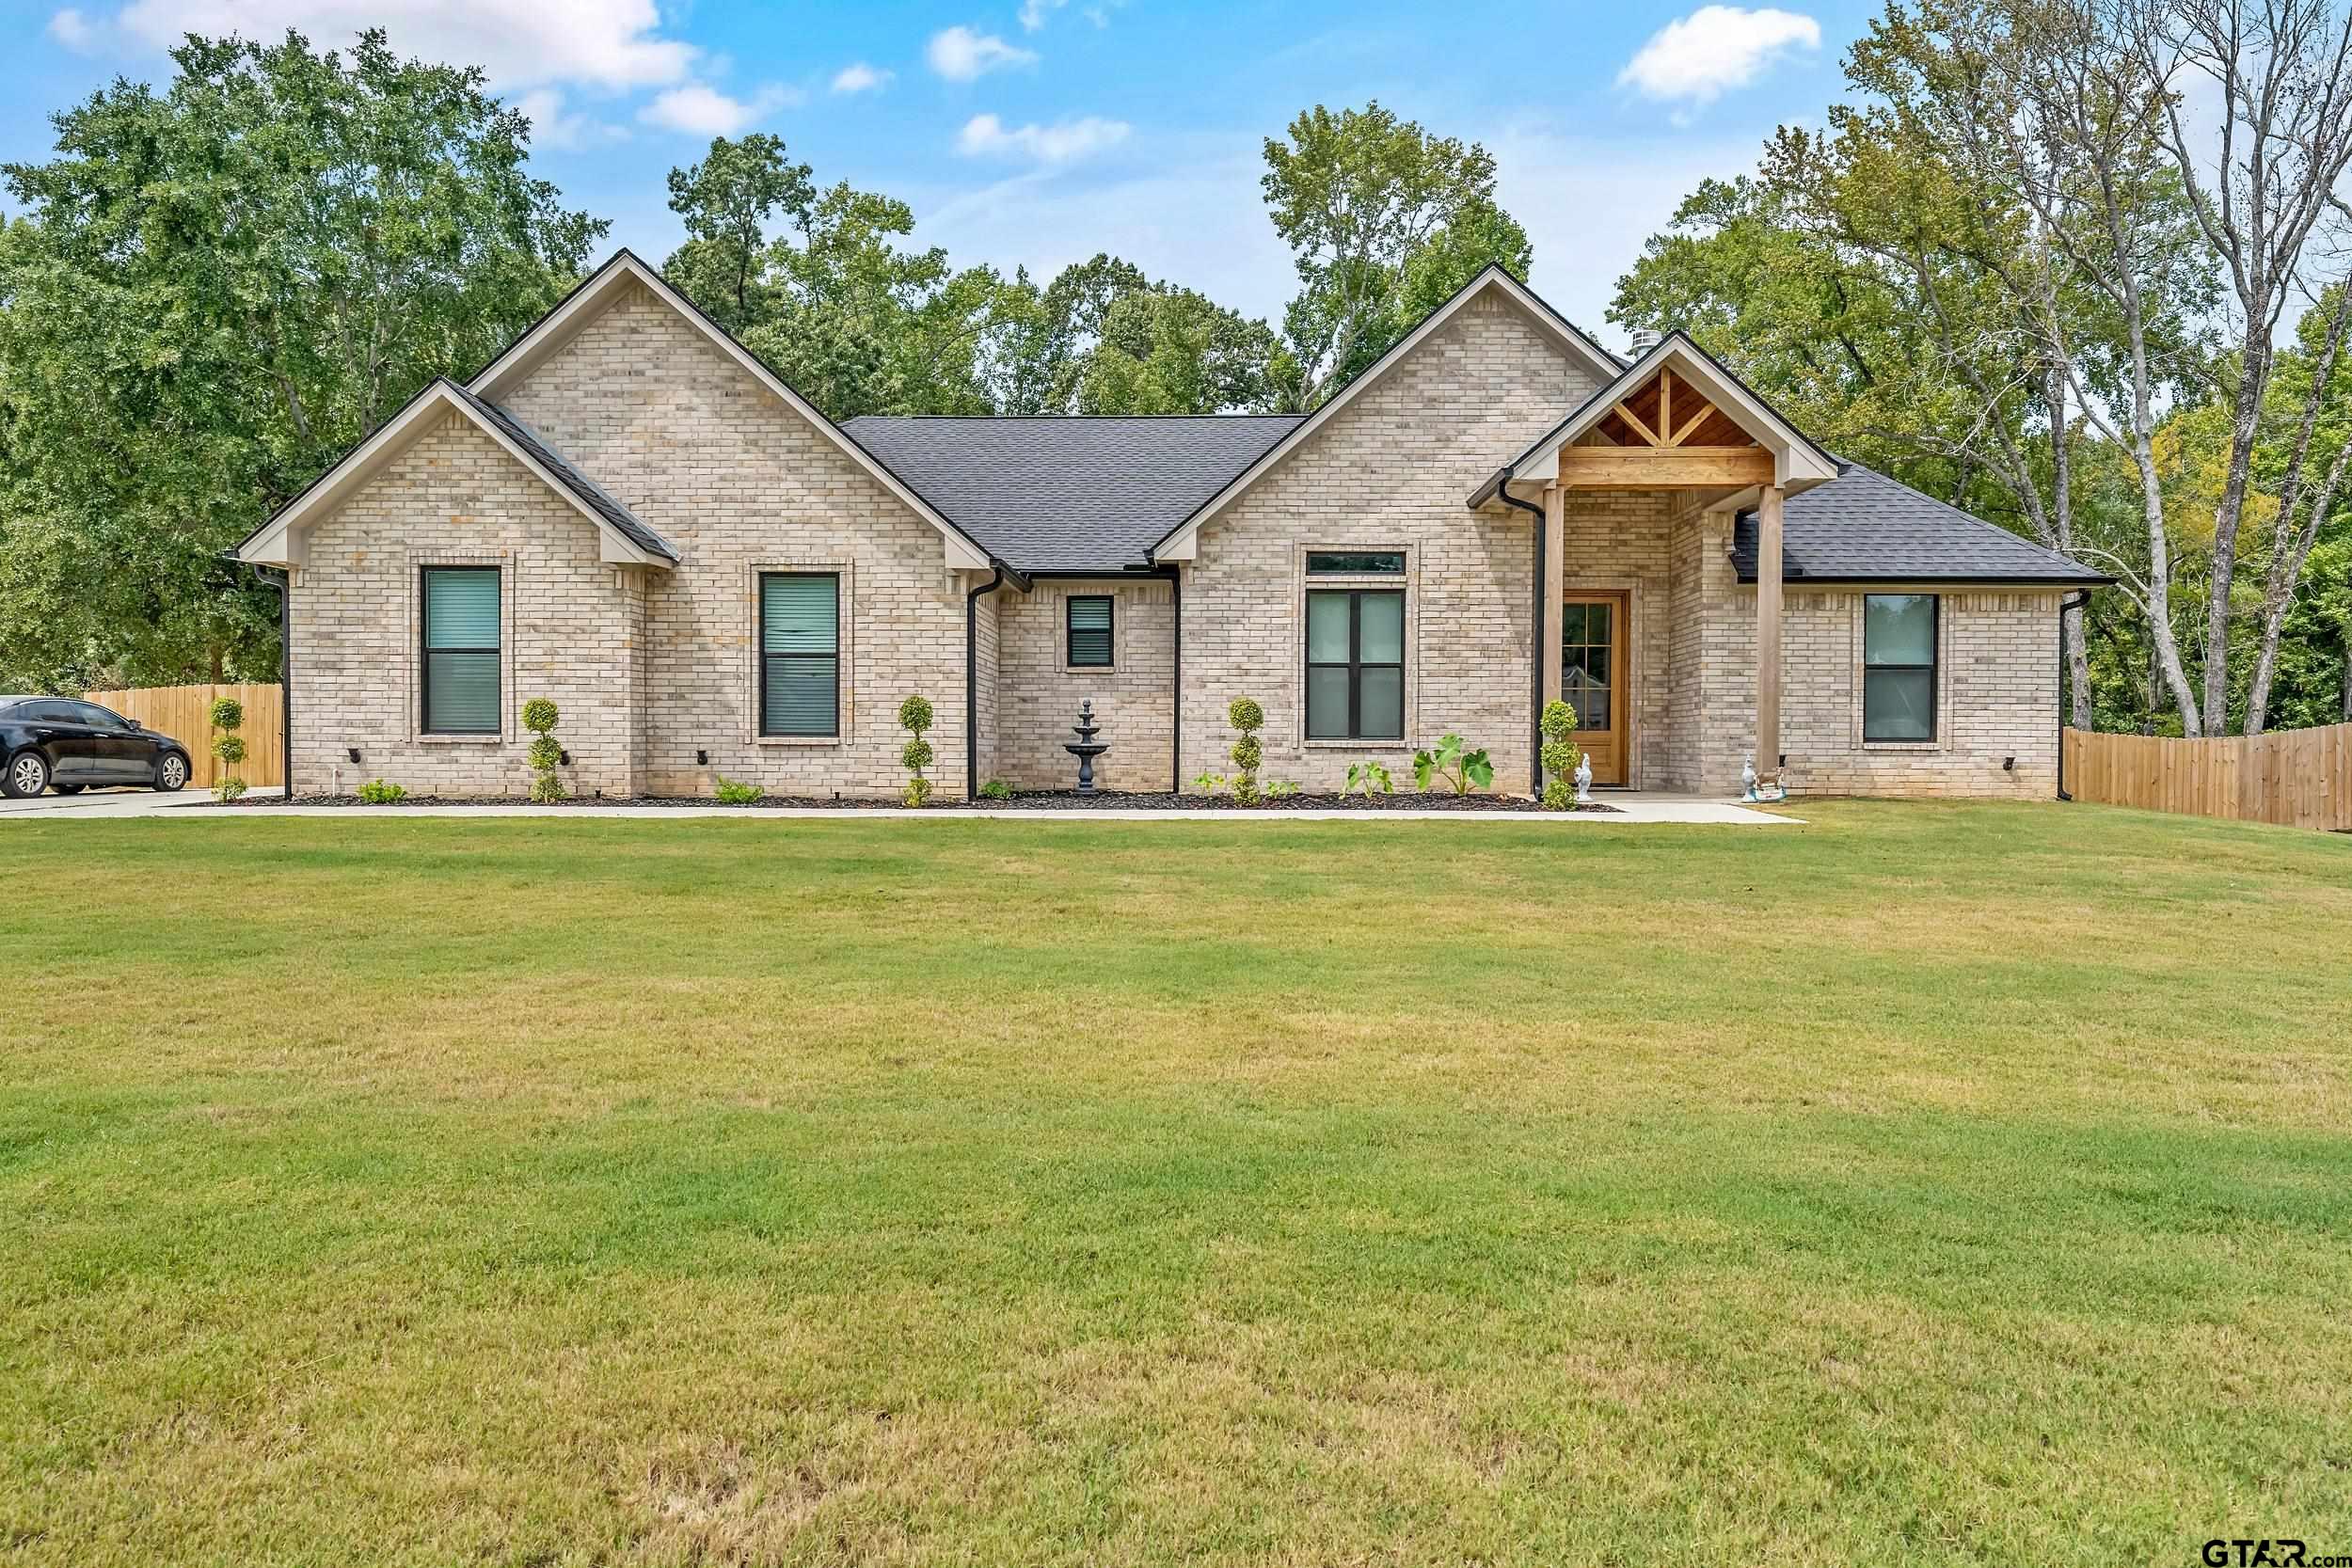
[1150,265,1622,562]
[469,250,999,574]
[234,378,675,569]
[1475,331,1839,505]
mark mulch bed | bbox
[206,789,1618,814]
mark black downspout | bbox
[1491,466,1548,795]
[965,565,1006,800]
[1165,563,1183,792]
[2056,587,2090,801]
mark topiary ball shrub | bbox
[522,698,565,802]
[1226,696,1265,802]
[208,697,246,801]
[1538,699,1581,810]
[898,695,935,807]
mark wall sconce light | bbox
[346,747,361,765]
[2003,755,2017,771]
[1777,752,1788,768]
[696,749,708,766]
[559,750,571,766]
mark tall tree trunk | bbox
[2201,338,2271,733]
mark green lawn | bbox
[4,801,2349,1565]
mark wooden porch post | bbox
[1542,483,1565,711]
[1756,483,1784,784]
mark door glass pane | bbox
[1864,594,1934,665]
[1357,593,1404,664]
[423,570,500,649]
[1586,603,1611,647]
[1305,666,1351,738]
[1358,666,1404,738]
[1865,669,1933,739]
[1305,551,1404,575]
[1561,603,1586,644]
[1306,593,1351,662]
[1564,665,1610,733]
[426,651,501,732]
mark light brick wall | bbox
[972,585,1001,787]
[993,578,1176,791]
[1685,506,2059,796]
[1181,295,1599,792]
[289,412,645,798]
[501,281,972,798]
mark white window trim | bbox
[1296,544,1417,752]
[407,551,514,746]
[746,560,854,747]
[1057,587,1122,675]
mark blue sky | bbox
[3,0,1887,344]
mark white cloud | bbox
[830,61,892,94]
[514,87,626,151]
[1017,0,1064,30]
[48,8,98,49]
[955,113,1129,165]
[1617,6,1820,109]
[638,82,797,136]
[926,24,1037,81]
[107,0,697,89]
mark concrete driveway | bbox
[0,787,214,818]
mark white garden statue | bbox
[1573,752,1594,804]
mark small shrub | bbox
[977,778,1013,800]
[898,695,935,807]
[358,778,408,804]
[1226,697,1264,801]
[1192,770,1231,796]
[208,696,246,802]
[1343,760,1392,797]
[1412,733,1493,795]
[522,698,565,802]
[1539,699,1582,811]
[1263,779,1300,799]
[712,775,763,805]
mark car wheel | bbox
[54,783,85,795]
[155,753,188,792]
[4,751,51,799]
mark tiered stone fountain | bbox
[1063,700,1109,794]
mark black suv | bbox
[0,697,194,798]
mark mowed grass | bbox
[3,801,2350,1566]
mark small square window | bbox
[1306,550,1405,575]
[1066,595,1113,668]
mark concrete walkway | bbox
[2,787,1800,826]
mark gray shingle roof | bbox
[1731,461,2106,584]
[843,414,1305,572]
[449,382,679,562]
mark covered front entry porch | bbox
[1486,333,1839,794]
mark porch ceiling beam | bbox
[1666,401,1718,448]
[1558,445,1773,487]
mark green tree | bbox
[1262,102,1529,407]
[0,30,604,690]
[663,134,813,336]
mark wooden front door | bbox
[1561,592,1629,786]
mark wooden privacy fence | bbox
[2063,723,2352,832]
[83,684,283,789]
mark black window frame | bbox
[1305,588,1406,741]
[757,570,842,738]
[419,565,502,736]
[1862,593,1940,743]
[1065,594,1115,669]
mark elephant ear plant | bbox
[1413,733,1492,795]
[1539,700,1581,811]
[208,696,246,801]
[522,698,564,802]
[1227,697,1264,804]
[899,695,935,806]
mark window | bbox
[1863,594,1937,741]
[760,573,840,736]
[1306,589,1405,740]
[421,567,501,734]
[71,704,128,730]
[1306,550,1406,575]
[1066,595,1113,668]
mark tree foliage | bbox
[0,29,605,691]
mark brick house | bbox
[235,249,2103,800]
